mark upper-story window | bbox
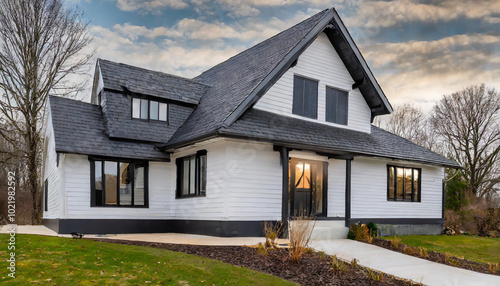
[326,87,348,125]
[292,75,318,119]
[132,98,168,122]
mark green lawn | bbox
[0,234,295,285]
[385,235,500,265]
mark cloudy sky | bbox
[75,0,500,111]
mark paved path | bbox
[311,239,500,286]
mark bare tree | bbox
[0,0,92,223]
[379,103,438,152]
[430,84,500,199]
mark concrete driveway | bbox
[311,239,500,286]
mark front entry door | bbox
[289,158,326,217]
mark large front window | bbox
[176,150,207,198]
[387,165,421,202]
[91,158,148,207]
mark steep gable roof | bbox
[97,59,209,104]
[163,8,392,149]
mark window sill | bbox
[91,205,149,208]
[175,194,207,199]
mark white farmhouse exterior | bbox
[42,8,458,237]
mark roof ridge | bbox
[194,8,330,82]
[98,58,211,87]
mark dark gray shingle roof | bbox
[49,96,169,161]
[98,59,209,104]
[165,9,331,146]
[219,108,459,168]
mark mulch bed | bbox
[89,238,416,286]
[369,237,499,276]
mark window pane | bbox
[140,99,148,119]
[292,76,305,116]
[388,166,395,200]
[413,169,420,202]
[159,103,168,121]
[199,154,207,194]
[119,163,132,205]
[104,161,117,205]
[396,167,404,201]
[132,98,140,118]
[134,164,145,206]
[95,161,103,206]
[182,158,190,195]
[337,91,348,125]
[190,156,196,194]
[313,163,324,215]
[404,168,413,201]
[150,101,159,120]
[303,79,318,118]
[326,87,348,125]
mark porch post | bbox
[345,158,352,227]
[280,146,289,237]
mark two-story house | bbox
[42,7,459,237]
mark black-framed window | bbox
[292,75,318,119]
[44,179,48,211]
[326,87,348,125]
[176,150,207,198]
[387,165,421,202]
[132,98,168,122]
[90,158,149,207]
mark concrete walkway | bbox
[311,239,500,286]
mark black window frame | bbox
[176,150,207,199]
[387,165,421,202]
[292,75,318,119]
[90,157,149,208]
[131,97,169,123]
[44,179,48,212]
[326,86,348,125]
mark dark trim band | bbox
[44,219,267,237]
[347,218,444,226]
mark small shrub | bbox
[289,215,316,262]
[331,255,348,273]
[417,246,428,258]
[262,221,282,248]
[489,263,499,274]
[350,258,359,269]
[367,222,378,237]
[347,223,370,242]
[390,236,401,248]
[256,242,268,256]
[318,251,330,259]
[363,268,382,281]
[403,246,417,256]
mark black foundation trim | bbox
[347,218,444,226]
[44,219,267,237]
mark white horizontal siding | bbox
[226,141,282,221]
[351,157,443,219]
[254,32,371,133]
[328,159,345,218]
[42,108,64,219]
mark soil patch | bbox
[370,237,499,276]
[89,238,416,286]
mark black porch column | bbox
[345,158,352,227]
[279,146,289,237]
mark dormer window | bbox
[132,98,168,122]
[292,75,318,119]
[326,87,348,125]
